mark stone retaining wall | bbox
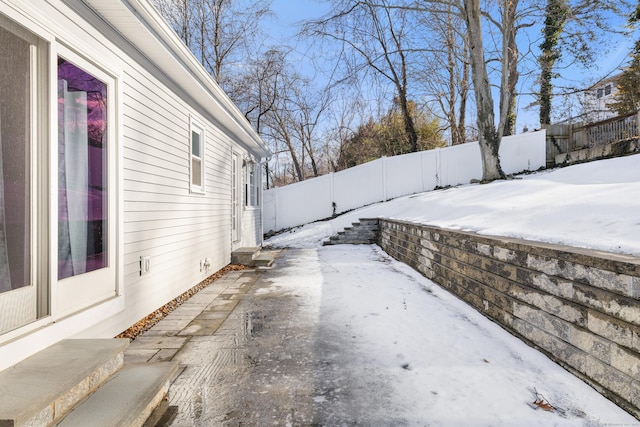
[377,218,640,418]
[555,138,640,166]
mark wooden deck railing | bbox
[543,111,640,165]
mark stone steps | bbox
[56,362,177,427]
[323,218,380,246]
[0,339,176,427]
[231,247,277,268]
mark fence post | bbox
[382,156,388,201]
[273,187,278,232]
[567,123,573,152]
[330,172,335,216]
[420,151,426,192]
[436,148,441,188]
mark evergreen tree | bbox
[336,101,445,170]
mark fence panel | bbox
[421,150,439,191]
[385,153,428,199]
[500,131,547,174]
[263,130,546,232]
[262,188,276,232]
[333,159,384,214]
[586,113,638,147]
[264,173,334,232]
[438,142,482,187]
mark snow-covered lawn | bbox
[267,154,640,256]
[264,155,640,425]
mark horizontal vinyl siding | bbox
[0,0,266,365]
[241,210,261,247]
[108,64,235,334]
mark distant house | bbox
[558,74,621,125]
[580,74,619,122]
[0,0,269,371]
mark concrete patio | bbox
[124,247,638,426]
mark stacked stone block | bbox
[323,218,379,245]
[378,218,640,418]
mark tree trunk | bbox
[445,14,460,146]
[463,0,505,181]
[539,0,568,125]
[458,36,470,145]
[499,0,518,137]
[397,90,419,152]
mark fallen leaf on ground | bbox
[531,388,555,412]
[532,398,554,411]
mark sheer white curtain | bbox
[0,113,11,292]
[58,80,88,278]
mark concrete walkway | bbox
[125,247,638,426]
[125,248,393,425]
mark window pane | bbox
[58,58,107,280]
[192,157,202,187]
[191,131,200,157]
[0,25,31,293]
[249,168,256,206]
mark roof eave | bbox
[82,0,270,159]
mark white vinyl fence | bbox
[263,130,546,233]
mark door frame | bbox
[231,151,242,244]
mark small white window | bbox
[244,160,259,207]
[597,88,604,99]
[190,119,205,193]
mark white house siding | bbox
[0,0,268,369]
[240,208,263,249]
[78,39,261,338]
[103,68,237,337]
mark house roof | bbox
[69,0,270,160]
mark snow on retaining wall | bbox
[263,130,546,233]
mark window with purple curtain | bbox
[57,58,107,280]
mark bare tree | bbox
[304,0,422,153]
[462,0,505,180]
[257,61,333,183]
[417,6,470,145]
[151,0,271,96]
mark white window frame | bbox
[190,118,205,194]
[244,160,259,208]
[54,45,119,318]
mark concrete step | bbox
[56,362,177,427]
[231,247,260,266]
[253,253,275,268]
[0,339,129,427]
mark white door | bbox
[0,17,47,335]
[55,51,116,317]
[231,152,241,243]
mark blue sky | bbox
[264,1,636,132]
[268,0,329,41]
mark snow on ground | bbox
[266,154,640,255]
[264,155,640,425]
[264,245,638,426]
